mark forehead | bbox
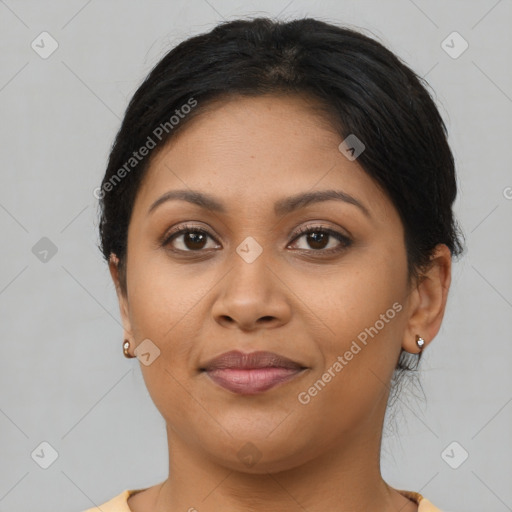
[133,94,396,222]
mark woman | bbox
[86,16,463,512]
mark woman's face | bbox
[112,94,426,472]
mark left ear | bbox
[402,244,452,353]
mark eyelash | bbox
[161,223,352,256]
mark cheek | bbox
[124,261,207,434]
[124,258,206,398]
[126,250,204,338]
[295,246,407,353]
[293,247,407,409]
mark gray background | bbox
[1,1,511,511]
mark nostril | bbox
[258,316,275,323]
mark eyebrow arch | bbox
[147,189,371,218]
[274,189,370,218]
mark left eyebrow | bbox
[147,188,371,219]
[273,189,371,218]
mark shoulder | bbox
[418,497,443,512]
[82,487,444,512]
[397,489,443,511]
[80,488,144,512]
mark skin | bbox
[108,94,452,512]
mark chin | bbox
[199,429,315,474]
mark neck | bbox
[154,411,417,512]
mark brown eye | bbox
[162,226,219,252]
[289,226,352,253]
[178,231,209,250]
[302,231,330,250]
[161,223,352,256]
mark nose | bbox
[211,249,292,332]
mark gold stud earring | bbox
[123,339,135,358]
[415,335,425,352]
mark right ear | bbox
[108,254,134,352]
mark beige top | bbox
[81,487,443,511]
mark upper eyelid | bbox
[166,223,347,238]
[164,223,351,248]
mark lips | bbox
[200,350,307,395]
